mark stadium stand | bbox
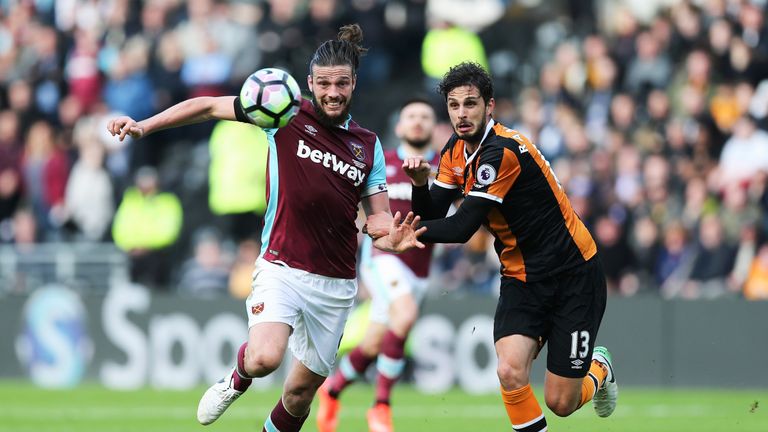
[1,0,767,299]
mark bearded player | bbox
[107,24,424,432]
[368,62,618,432]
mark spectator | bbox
[584,53,618,146]
[667,214,736,299]
[66,29,102,113]
[149,32,187,111]
[177,227,231,298]
[609,92,637,137]
[716,115,768,189]
[21,120,69,241]
[103,37,156,121]
[207,120,268,243]
[112,166,182,289]
[736,2,768,57]
[629,216,661,292]
[728,223,758,295]
[64,133,114,242]
[624,31,672,99]
[594,215,636,295]
[7,79,43,133]
[719,182,761,243]
[656,221,693,289]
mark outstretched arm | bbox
[417,196,494,244]
[107,96,238,141]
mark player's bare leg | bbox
[541,347,614,418]
[367,293,418,432]
[318,322,385,432]
[496,335,548,432]
[263,359,325,432]
[543,372,588,416]
[197,322,290,425]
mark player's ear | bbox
[394,119,403,139]
[487,97,495,117]
[351,74,356,91]
[307,75,313,93]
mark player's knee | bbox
[360,337,382,357]
[390,296,418,333]
[545,393,578,417]
[497,362,529,390]
[243,348,281,377]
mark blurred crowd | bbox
[1,0,768,300]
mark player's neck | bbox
[465,142,480,154]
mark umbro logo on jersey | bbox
[304,124,318,136]
[571,359,584,369]
[297,140,367,186]
[452,167,463,176]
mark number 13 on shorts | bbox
[570,330,590,359]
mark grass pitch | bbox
[1,381,765,431]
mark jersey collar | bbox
[465,118,495,166]
[338,114,352,130]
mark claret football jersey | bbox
[254,99,387,279]
[434,119,597,282]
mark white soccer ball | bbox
[240,68,302,128]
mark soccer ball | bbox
[240,68,302,128]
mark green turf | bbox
[1,381,765,432]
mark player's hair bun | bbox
[337,24,368,58]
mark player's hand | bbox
[372,211,427,253]
[402,156,431,187]
[107,116,145,141]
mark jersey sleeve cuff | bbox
[433,179,458,189]
[362,183,388,198]
[467,191,503,203]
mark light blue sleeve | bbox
[362,136,387,197]
[263,127,278,137]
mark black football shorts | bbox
[493,256,607,378]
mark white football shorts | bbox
[359,254,429,325]
[246,258,357,377]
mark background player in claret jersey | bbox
[367,62,618,432]
[107,24,424,432]
[316,98,440,432]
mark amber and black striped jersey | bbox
[427,119,596,282]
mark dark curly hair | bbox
[309,24,368,74]
[437,62,494,104]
